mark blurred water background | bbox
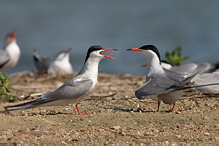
[0,0,218,75]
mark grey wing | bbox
[42,77,94,100]
[135,77,178,99]
[196,63,215,74]
[0,50,10,68]
[170,63,197,74]
[163,68,185,82]
[33,50,52,73]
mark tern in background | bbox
[48,48,73,75]
[33,48,73,75]
[127,45,219,112]
[160,60,219,75]
[0,29,20,71]
[5,45,117,115]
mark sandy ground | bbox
[0,72,219,145]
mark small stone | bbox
[152,129,159,133]
[212,107,217,110]
[111,126,121,130]
[63,108,69,111]
[205,103,209,106]
[203,116,209,120]
[176,111,181,114]
[204,132,210,136]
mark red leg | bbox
[157,101,161,112]
[169,103,175,112]
[75,104,86,115]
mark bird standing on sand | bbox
[47,48,73,75]
[127,45,219,112]
[0,29,20,71]
[5,45,117,115]
[33,48,73,75]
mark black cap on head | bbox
[84,45,104,64]
[139,45,161,61]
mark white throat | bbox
[144,51,164,77]
[79,57,102,80]
[5,40,20,67]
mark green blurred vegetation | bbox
[0,71,17,101]
[165,46,190,66]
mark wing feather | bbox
[42,76,94,100]
[0,50,10,68]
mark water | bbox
[0,0,219,75]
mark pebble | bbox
[111,126,121,130]
[204,132,210,136]
[215,136,219,141]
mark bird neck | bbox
[5,40,20,57]
[79,57,101,80]
[5,38,16,48]
[146,54,164,76]
[61,55,69,63]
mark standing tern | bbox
[127,45,219,111]
[47,48,74,75]
[5,45,117,115]
[33,48,73,75]
[0,29,20,71]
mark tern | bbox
[128,45,219,112]
[5,45,117,115]
[33,48,73,75]
[47,48,74,75]
[0,29,20,71]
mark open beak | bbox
[65,48,71,54]
[127,48,141,52]
[142,64,148,68]
[100,48,118,60]
[9,29,16,39]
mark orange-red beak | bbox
[65,48,71,54]
[9,29,16,39]
[100,48,117,60]
[127,48,141,52]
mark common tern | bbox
[5,45,117,115]
[0,29,20,71]
[127,45,219,111]
[32,48,73,75]
[47,48,74,75]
